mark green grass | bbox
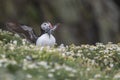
[0,29,120,80]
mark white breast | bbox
[36,33,56,47]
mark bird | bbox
[5,21,59,47]
[36,22,59,47]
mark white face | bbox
[41,22,52,30]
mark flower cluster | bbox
[0,30,120,80]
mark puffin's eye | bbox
[44,23,47,25]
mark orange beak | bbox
[49,23,53,29]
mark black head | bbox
[40,22,53,35]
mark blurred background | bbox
[0,0,120,45]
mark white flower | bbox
[0,59,17,67]
[13,40,17,45]
[104,59,108,65]
[37,61,49,69]
[48,73,54,78]
[26,55,32,61]
[63,65,76,73]
[114,73,120,79]
[69,73,75,77]
[104,49,109,54]
[117,47,120,51]
[59,44,65,48]
[28,64,38,69]
[96,43,105,47]
[105,75,109,78]
[55,65,61,70]
[14,34,20,37]
[49,69,56,72]
[22,39,26,45]
[118,53,120,55]
[110,63,114,68]
[78,50,82,53]
[61,53,66,57]
[1,54,6,58]
[40,47,44,51]
[89,46,97,50]
[89,79,95,80]
[9,46,15,51]
[91,60,95,65]
[26,74,32,78]
[86,68,90,71]
[94,74,101,78]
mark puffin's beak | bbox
[49,23,53,29]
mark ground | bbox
[0,29,120,80]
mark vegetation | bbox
[0,29,120,80]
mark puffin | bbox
[36,22,58,47]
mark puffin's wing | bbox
[51,23,60,31]
[5,22,38,43]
